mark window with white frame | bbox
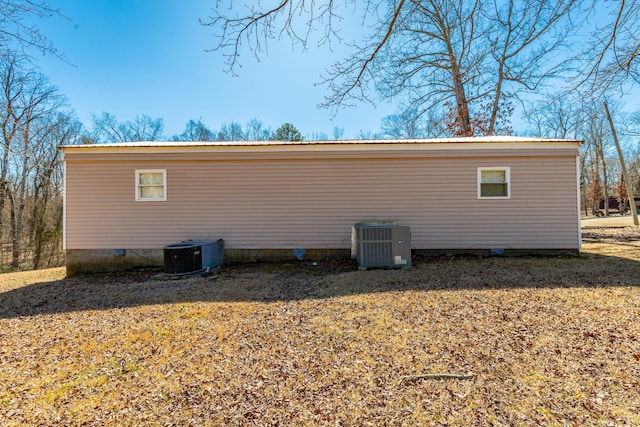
[136,169,166,201]
[478,167,510,199]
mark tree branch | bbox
[400,372,477,383]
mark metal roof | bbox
[60,136,582,150]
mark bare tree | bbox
[0,54,71,268]
[29,112,81,268]
[0,54,24,244]
[211,119,274,142]
[0,1,64,59]
[625,113,640,196]
[205,0,579,136]
[89,112,164,143]
[526,96,592,214]
[204,1,480,133]
[355,129,383,140]
[485,0,580,134]
[9,70,62,267]
[579,0,640,92]
[175,119,214,141]
[524,95,586,139]
[244,118,271,140]
[377,0,487,136]
[306,131,329,141]
[127,115,164,141]
[88,112,123,142]
[217,121,246,141]
[626,144,640,201]
[524,94,633,217]
[381,108,449,139]
[332,126,344,140]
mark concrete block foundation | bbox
[65,248,579,276]
[65,248,352,276]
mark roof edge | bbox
[60,136,582,151]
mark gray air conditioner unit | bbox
[163,239,224,275]
[353,223,411,269]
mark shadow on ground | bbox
[1,249,639,319]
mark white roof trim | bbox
[61,136,582,152]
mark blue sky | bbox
[24,1,640,141]
[28,0,396,139]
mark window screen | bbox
[478,167,510,198]
[136,170,166,201]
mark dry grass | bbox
[1,222,640,426]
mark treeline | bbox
[85,114,308,144]
[0,55,81,270]
[523,97,640,216]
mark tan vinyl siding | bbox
[64,144,580,251]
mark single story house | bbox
[61,136,582,275]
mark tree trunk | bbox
[488,75,503,136]
[0,134,10,242]
[597,143,609,215]
[51,198,64,267]
[580,153,589,216]
[11,133,30,268]
[591,144,602,213]
[32,192,45,269]
[31,162,56,269]
[449,53,473,136]
[7,188,19,268]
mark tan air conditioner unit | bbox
[353,223,411,269]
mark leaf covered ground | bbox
[1,222,640,426]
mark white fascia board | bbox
[60,139,582,155]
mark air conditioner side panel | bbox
[392,226,412,267]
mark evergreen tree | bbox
[272,123,302,141]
